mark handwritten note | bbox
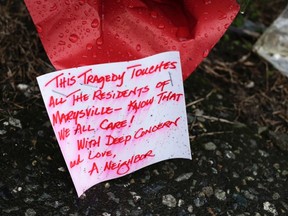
[37,51,191,197]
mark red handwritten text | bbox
[52,106,115,126]
[157,91,183,104]
[100,119,127,130]
[77,137,101,151]
[77,69,125,89]
[58,127,70,141]
[127,97,154,113]
[105,134,132,146]
[128,61,177,79]
[45,73,76,88]
[103,150,155,175]
[74,123,94,135]
[92,86,149,101]
[49,96,66,108]
[134,117,180,139]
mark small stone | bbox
[0,129,6,135]
[162,194,177,208]
[175,172,193,182]
[233,172,240,178]
[178,199,185,207]
[25,208,36,216]
[263,201,278,216]
[60,206,70,214]
[258,150,269,157]
[272,192,280,200]
[58,167,66,172]
[282,170,288,176]
[187,205,193,213]
[107,192,120,204]
[202,186,214,197]
[9,117,22,128]
[224,150,236,159]
[203,142,217,151]
[243,190,258,201]
[215,189,226,201]
[193,196,206,207]
[104,182,110,188]
[102,213,111,216]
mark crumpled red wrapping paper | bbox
[24,0,239,80]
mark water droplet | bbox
[181,43,187,48]
[67,44,72,48]
[203,49,209,57]
[50,3,57,12]
[204,33,208,38]
[59,33,64,38]
[79,0,85,5]
[150,11,158,18]
[96,37,103,45]
[36,1,41,4]
[224,23,229,29]
[86,28,90,33]
[86,43,93,50]
[136,44,141,51]
[69,34,79,43]
[157,24,165,29]
[203,0,212,5]
[91,19,99,28]
[176,27,190,41]
[58,40,66,45]
[115,34,119,39]
[36,25,43,33]
[65,0,70,5]
[218,10,227,20]
[116,16,121,22]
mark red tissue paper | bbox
[24,0,240,80]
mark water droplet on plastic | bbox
[204,33,208,38]
[79,0,85,5]
[116,16,121,22]
[203,0,212,5]
[50,3,57,12]
[218,11,227,20]
[58,40,66,46]
[65,0,70,5]
[96,37,103,45]
[224,23,229,29]
[203,49,209,57]
[69,34,79,43]
[136,44,141,51]
[181,43,187,48]
[86,43,93,50]
[36,25,43,33]
[158,24,165,29]
[59,33,64,38]
[91,19,99,28]
[115,34,119,39]
[150,11,158,18]
[176,27,190,41]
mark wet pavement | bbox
[1,76,288,215]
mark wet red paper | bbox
[24,0,239,79]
